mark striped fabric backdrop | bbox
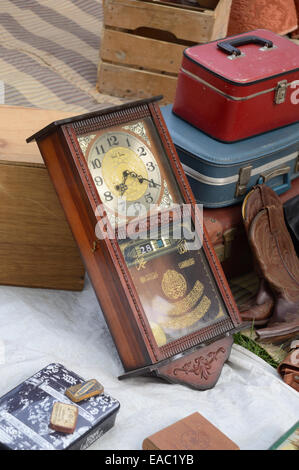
[0,0,123,112]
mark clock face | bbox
[87,131,162,219]
[77,117,183,225]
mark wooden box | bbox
[97,0,232,104]
[142,412,239,450]
[0,105,85,290]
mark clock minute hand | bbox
[136,174,161,188]
[125,171,160,188]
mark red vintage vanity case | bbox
[173,29,299,142]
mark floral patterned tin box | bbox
[0,363,120,450]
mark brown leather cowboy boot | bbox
[256,318,299,343]
[248,205,299,340]
[238,297,274,325]
[240,184,278,324]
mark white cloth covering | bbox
[0,276,298,450]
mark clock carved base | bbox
[119,336,234,390]
[155,336,233,390]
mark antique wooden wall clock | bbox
[27,96,242,390]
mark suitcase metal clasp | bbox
[235,165,252,198]
[275,80,288,104]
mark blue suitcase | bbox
[161,105,299,208]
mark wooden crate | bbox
[0,105,85,290]
[98,0,232,103]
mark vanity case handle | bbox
[217,35,274,57]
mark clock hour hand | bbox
[115,170,129,196]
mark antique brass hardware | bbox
[235,165,252,198]
[259,166,290,183]
[275,80,288,104]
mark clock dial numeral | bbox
[144,193,154,204]
[95,145,105,155]
[104,191,113,202]
[94,176,103,186]
[137,146,147,157]
[107,135,119,147]
[149,178,158,188]
[146,162,155,172]
[91,158,101,170]
[133,202,142,216]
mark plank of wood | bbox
[0,105,85,290]
[97,61,177,104]
[0,105,73,164]
[103,0,215,43]
[0,162,85,290]
[211,0,232,40]
[101,29,186,74]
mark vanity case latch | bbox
[275,80,288,104]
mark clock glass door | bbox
[119,221,228,348]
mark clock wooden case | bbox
[27,96,242,390]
